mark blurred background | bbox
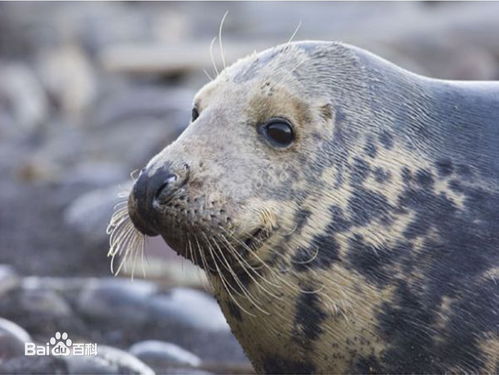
[0,2,498,374]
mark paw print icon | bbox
[49,331,72,356]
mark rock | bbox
[0,356,68,374]
[92,87,192,129]
[0,62,49,136]
[0,317,31,361]
[17,288,72,318]
[59,161,129,191]
[37,44,97,116]
[65,345,154,375]
[20,276,92,307]
[0,265,20,297]
[64,182,131,244]
[129,340,201,369]
[148,288,230,332]
[77,277,157,326]
[99,41,268,76]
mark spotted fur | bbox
[123,41,499,374]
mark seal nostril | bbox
[155,174,178,200]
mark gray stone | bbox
[0,265,20,297]
[129,340,201,368]
[0,62,49,136]
[77,277,157,325]
[0,317,31,361]
[59,161,129,191]
[0,356,68,374]
[64,182,132,244]
[92,87,192,129]
[17,288,72,318]
[65,345,154,375]
[148,288,230,332]
[37,44,97,116]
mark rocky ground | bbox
[1,2,499,374]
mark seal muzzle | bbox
[128,164,188,236]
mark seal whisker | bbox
[206,233,270,315]
[290,245,320,265]
[186,233,200,269]
[217,229,305,304]
[217,227,286,290]
[218,10,229,70]
[108,221,131,261]
[216,232,284,301]
[286,20,302,45]
[200,232,258,317]
[214,236,277,314]
[140,235,146,278]
[202,68,214,81]
[194,233,217,274]
[209,36,219,77]
[112,200,128,210]
[114,229,136,275]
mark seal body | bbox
[122,41,499,374]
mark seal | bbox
[108,41,499,374]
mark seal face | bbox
[113,41,499,374]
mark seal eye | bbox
[192,107,199,122]
[260,119,294,148]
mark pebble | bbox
[65,345,154,375]
[129,340,202,368]
[64,182,131,245]
[0,62,48,136]
[18,288,73,318]
[77,277,157,325]
[37,44,97,116]
[0,356,68,374]
[0,265,20,297]
[0,317,32,361]
[148,288,230,332]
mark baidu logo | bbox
[25,331,97,357]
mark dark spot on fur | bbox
[293,234,340,272]
[351,354,384,374]
[379,178,499,372]
[228,265,265,293]
[348,188,391,227]
[448,179,465,193]
[293,290,327,346]
[261,355,316,374]
[350,158,370,185]
[415,169,434,187]
[336,108,347,123]
[377,280,436,373]
[347,234,411,286]
[374,167,391,183]
[225,299,242,321]
[379,130,394,149]
[319,103,333,121]
[456,164,473,179]
[292,209,311,236]
[364,139,378,159]
[400,185,456,239]
[435,159,454,177]
[327,205,352,233]
[401,167,412,183]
